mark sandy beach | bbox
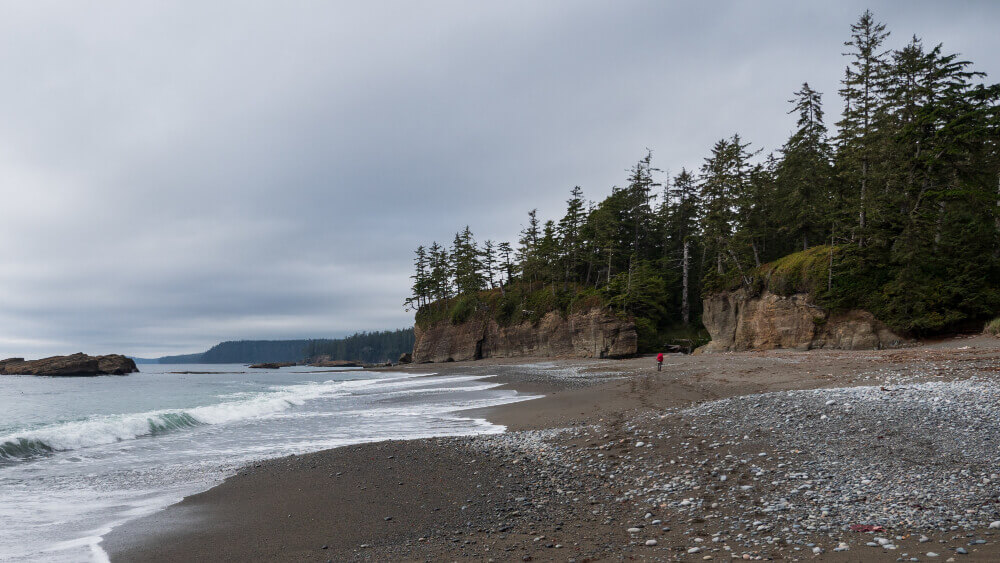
[103,336,1000,561]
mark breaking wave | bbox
[0,379,358,463]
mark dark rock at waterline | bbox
[398,352,413,364]
[309,360,362,368]
[249,362,297,369]
[0,353,138,376]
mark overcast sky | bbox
[1,1,998,358]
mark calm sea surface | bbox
[0,364,533,561]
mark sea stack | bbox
[0,353,139,376]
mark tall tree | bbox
[837,9,891,243]
[451,226,484,294]
[558,186,587,285]
[482,239,498,290]
[776,82,835,251]
[408,245,430,310]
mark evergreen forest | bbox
[406,11,1000,351]
[153,329,415,364]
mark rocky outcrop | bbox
[700,290,907,352]
[249,362,296,369]
[398,352,413,364]
[0,353,139,376]
[412,308,637,363]
[309,360,362,368]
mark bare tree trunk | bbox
[682,240,690,326]
[995,175,1000,258]
[751,241,761,268]
[828,225,834,292]
[727,248,750,287]
[859,159,868,246]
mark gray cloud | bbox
[1,1,998,357]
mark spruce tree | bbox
[837,9,891,243]
[776,83,835,251]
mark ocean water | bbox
[0,364,534,562]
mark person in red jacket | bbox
[656,352,664,371]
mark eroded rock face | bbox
[700,290,907,352]
[412,308,637,363]
[0,353,138,376]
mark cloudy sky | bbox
[1,1,998,358]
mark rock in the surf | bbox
[0,353,138,376]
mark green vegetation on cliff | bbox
[408,10,1000,344]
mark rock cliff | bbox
[0,353,139,376]
[412,308,637,363]
[700,290,907,352]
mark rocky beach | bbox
[102,335,1000,561]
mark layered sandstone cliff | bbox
[412,308,637,363]
[700,289,907,352]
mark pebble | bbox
[627,527,641,533]
[956,547,968,554]
[991,521,1000,529]
[927,553,939,558]
[687,547,702,554]
[645,539,657,546]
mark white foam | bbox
[0,379,365,458]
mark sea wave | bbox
[0,379,358,462]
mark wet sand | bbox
[103,335,1000,561]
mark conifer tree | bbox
[482,240,498,290]
[776,83,835,251]
[558,186,586,285]
[451,226,485,294]
[837,9,891,243]
[517,209,541,289]
[408,245,430,309]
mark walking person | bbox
[656,352,664,371]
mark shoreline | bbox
[103,337,1000,561]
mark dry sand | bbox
[103,335,1000,561]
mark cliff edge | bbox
[700,289,908,352]
[412,308,637,363]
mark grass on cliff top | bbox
[415,283,606,329]
[757,245,837,297]
[704,246,839,298]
